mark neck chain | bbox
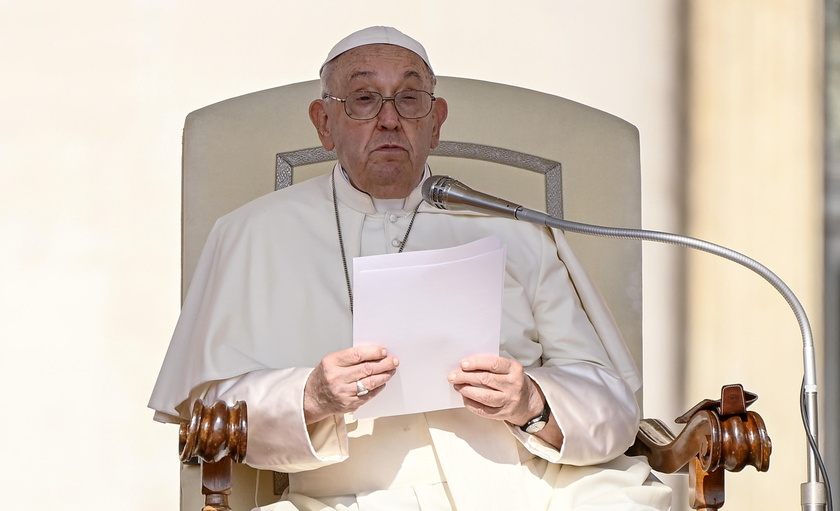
[332,172,422,314]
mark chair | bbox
[174,77,770,510]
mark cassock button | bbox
[391,238,401,247]
[388,213,398,223]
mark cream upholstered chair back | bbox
[179,76,643,509]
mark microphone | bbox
[422,175,522,219]
[422,175,553,224]
[421,175,826,506]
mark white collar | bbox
[336,163,429,213]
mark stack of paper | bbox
[352,236,506,419]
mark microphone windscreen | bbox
[422,175,454,209]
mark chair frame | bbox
[275,141,564,218]
[174,78,771,511]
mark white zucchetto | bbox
[320,26,433,75]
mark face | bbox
[309,44,448,199]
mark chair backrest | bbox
[180,76,642,509]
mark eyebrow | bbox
[403,70,424,81]
[348,70,426,83]
[349,70,375,81]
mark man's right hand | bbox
[303,345,399,424]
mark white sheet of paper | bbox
[352,236,506,419]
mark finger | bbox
[459,355,514,374]
[460,395,508,419]
[353,355,400,382]
[448,367,508,390]
[333,345,389,367]
[453,382,506,408]
[356,367,397,396]
[353,381,388,408]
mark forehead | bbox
[327,44,432,90]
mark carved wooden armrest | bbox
[178,386,771,511]
[179,400,248,511]
[626,384,772,510]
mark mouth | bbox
[374,143,407,153]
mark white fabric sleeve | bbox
[501,226,640,466]
[197,368,350,472]
[509,363,639,466]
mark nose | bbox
[376,98,401,129]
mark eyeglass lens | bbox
[344,90,433,120]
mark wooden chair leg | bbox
[690,459,725,510]
[179,400,248,511]
[201,456,233,511]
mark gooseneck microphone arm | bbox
[422,175,830,511]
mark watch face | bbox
[524,420,547,434]
[520,401,551,434]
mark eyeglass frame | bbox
[322,89,437,120]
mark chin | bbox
[367,167,420,192]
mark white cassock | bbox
[149,165,671,510]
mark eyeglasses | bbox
[323,90,436,120]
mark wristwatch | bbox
[519,400,551,434]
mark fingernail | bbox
[461,361,470,369]
[448,372,456,381]
[393,358,400,367]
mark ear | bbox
[309,99,335,151]
[429,97,448,149]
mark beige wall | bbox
[685,1,824,510]
[1,1,823,510]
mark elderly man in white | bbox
[150,26,671,511]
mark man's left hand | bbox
[447,355,543,427]
[448,356,564,449]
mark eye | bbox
[351,91,379,104]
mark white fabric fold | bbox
[149,167,664,509]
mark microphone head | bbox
[422,175,455,209]
[421,175,522,219]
